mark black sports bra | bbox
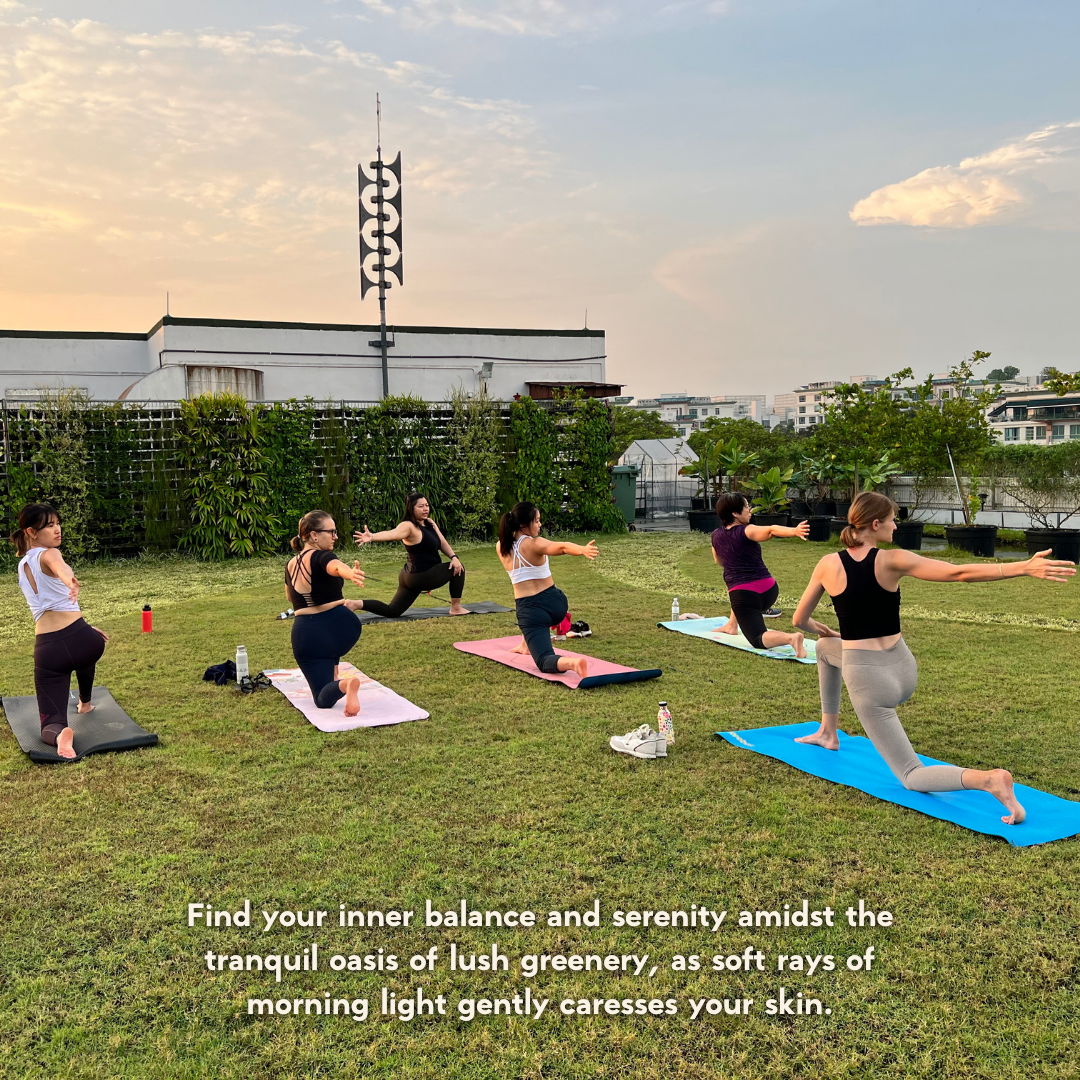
[285,548,344,610]
[830,548,901,640]
[405,520,443,574]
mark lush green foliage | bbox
[689,416,794,471]
[263,400,321,544]
[984,441,1080,528]
[609,404,676,461]
[446,389,506,538]
[560,394,625,532]
[176,394,281,560]
[749,465,794,514]
[508,395,562,520]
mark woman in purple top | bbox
[712,491,810,657]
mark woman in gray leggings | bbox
[792,491,1074,825]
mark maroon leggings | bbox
[34,618,106,745]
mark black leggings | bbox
[291,605,362,709]
[361,562,464,619]
[515,586,569,674]
[728,581,780,650]
[34,618,106,745]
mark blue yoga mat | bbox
[717,722,1080,848]
[659,617,817,664]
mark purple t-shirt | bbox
[711,524,773,590]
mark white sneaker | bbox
[610,725,665,759]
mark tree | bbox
[688,416,795,472]
[986,365,1019,382]
[609,405,676,462]
[987,442,1080,529]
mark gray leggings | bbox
[816,637,966,793]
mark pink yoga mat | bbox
[264,663,429,732]
[453,636,662,689]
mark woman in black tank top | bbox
[791,492,1074,827]
[351,491,468,618]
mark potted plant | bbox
[680,435,725,531]
[997,442,1080,561]
[748,466,793,526]
[856,452,922,549]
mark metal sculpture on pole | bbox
[358,95,403,398]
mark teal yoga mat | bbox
[717,722,1080,847]
[659,617,817,664]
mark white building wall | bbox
[1,317,608,403]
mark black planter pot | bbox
[687,509,720,533]
[834,500,852,519]
[829,517,848,537]
[806,515,832,542]
[690,497,711,512]
[751,513,791,527]
[790,499,813,517]
[891,521,924,550]
[813,499,836,517]
[1025,528,1080,562]
[944,524,998,557]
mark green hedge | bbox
[1,392,624,562]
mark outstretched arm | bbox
[885,547,1076,584]
[353,522,414,545]
[526,537,599,560]
[326,559,366,587]
[744,519,811,543]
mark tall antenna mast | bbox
[358,94,403,398]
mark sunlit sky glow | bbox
[2,0,1079,397]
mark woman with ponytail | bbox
[286,511,368,715]
[496,502,598,678]
[10,503,109,760]
[792,491,1075,825]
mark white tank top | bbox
[17,547,80,623]
[507,536,551,584]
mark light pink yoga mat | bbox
[453,636,662,689]
[264,663,429,732]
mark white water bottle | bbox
[235,645,249,682]
[671,597,680,620]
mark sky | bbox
[1,1,1079,399]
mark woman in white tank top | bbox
[496,501,599,678]
[10,503,109,760]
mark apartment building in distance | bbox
[630,392,767,436]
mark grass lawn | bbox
[1,533,1078,1079]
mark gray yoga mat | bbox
[1,687,158,764]
[355,600,512,625]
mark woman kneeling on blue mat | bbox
[11,503,109,760]
[792,490,1075,825]
[286,511,367,715]
[712,491,809,656]
[496,501,597,679]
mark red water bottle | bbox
[142,604,152,632]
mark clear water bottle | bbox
[657,701,674,744]
[671,597,680,621]
[235,645,249,682]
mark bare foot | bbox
[794,726,839,751]
[563,656,589,679]
[983,768,1026,825]
[341,676,362,717]
[510,638,530,655]
[716,616,738,636]
[448,603,470,616]
[793,632,807,659]
[56,726,77,760]
[77,701,95,715]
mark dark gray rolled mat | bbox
[355,600,512,625]
[1,687,158,765]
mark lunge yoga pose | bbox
[11,503,109,760]
[352,492,467,617]
[712,492,810,656]
[286,512,367,715]
[496,501,598,678]
[792,491,1075,824]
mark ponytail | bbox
[10,503,59,558]
[841,491,899,548]
[293,510,332,552]
[498,501,539,555]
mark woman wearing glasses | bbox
[285,511,367,715]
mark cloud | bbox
[355,0,729,37]
[850,121,1080,228]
